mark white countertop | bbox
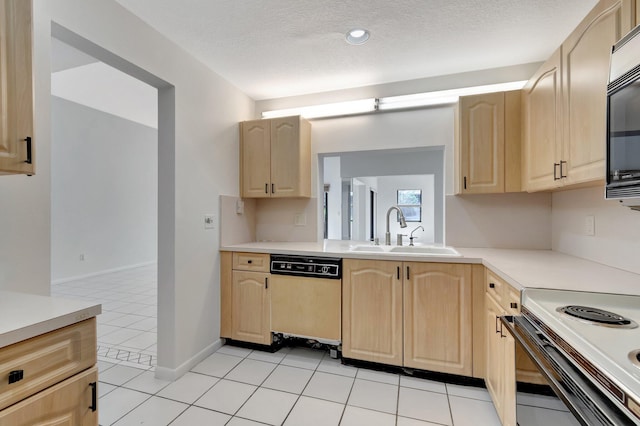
[0,291,101,348]
[221,241,640,296]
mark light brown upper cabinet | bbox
[522,48,563,192]
[239,116,311,198]
[523,0,636,191]
[0,0,34,175]
[455,91,521,194]
[562,0,630,186]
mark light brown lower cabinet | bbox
[342,259,473,375]
[342,259,403,366]
[231,270,271,345]
[0,367,98,426]
[485,293,516,426]
[0,318,98,425]
[220,252,272,345]
[403,262,473,376]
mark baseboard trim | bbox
[51,261,157,285]
[154,339,224,381]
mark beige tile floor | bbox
[52,265,577,425]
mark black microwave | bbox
[606,25,640,207]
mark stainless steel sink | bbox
[388,246,460,256]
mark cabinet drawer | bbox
[506,286,521,316]
[232,252,270,272]
[485,270,505,305]
[0,366,98,425]
[0,318,96,411]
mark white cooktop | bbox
[522,288,640,420]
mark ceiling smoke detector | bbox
[346,28,370,45]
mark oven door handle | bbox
[501,315,632,426]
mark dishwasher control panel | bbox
[270,255,341,279]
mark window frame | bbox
[396,189,422,222]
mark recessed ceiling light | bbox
[346,28,370,45]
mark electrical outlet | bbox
[204,214,215,229]
[79,254,85,261]
[294,213,306,226]
[585,215,595,236]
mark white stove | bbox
[518,288,640,425]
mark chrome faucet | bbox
[385,206,407,245]
[409,225,424,246]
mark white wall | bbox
[446,193,552,249]
[51,62,158,128]
[377,175,435,244]
[323,156,342,239]
[552,186,640,275]
[0,0,255,378]
[51,96,157,281]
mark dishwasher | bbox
[270,254,342,349]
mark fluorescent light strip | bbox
[378,80,527,111]
[261,80,527,118]
[261,98,377,119]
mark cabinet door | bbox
[0,367,98,426]
[342,259,403,366]
[403,263,472,375]
[0,0,34,175]
[621,0,638,35]
[240,119,271,198]
[231,270,271,344]
[485,295,505,424]
[562,0,624,185]
[270,116,311,198]
[522,48,563,192]
[458,92,505,194]
[502,329,516,426]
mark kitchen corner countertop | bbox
[0,291,101,349]
[221,241,640,296]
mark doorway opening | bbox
[49,23,175,375]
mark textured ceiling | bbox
[114,0,598,100]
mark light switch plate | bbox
[204,214,215,229]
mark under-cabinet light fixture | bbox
[260,80,527,119]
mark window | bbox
[397,189,422,222]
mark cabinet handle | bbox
[553,163,560,180]
[89,382,97,412]
[560,160,567,178]
[406,266,410,280]
[265,183,268,194]
[397,266,400,280]
[489,282,495,289]
[271,183,275,194]
[23,137,32,164]
[265,277,268,289]
[8,369,24,384]
[510,302,518,309]
[463,176,467,190]
[495,316,501,334]
[247,260,252,264]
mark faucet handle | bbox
[397,233,408,246]
[409,236,418,246]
